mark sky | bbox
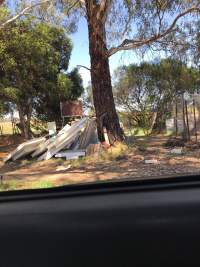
[68,18,158,88]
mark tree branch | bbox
[66,0,80,15]
[0,0,52,30]
[108,5,200,57]
[77,64,91,71]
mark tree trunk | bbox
[152,108,166,134]
[26,100,32,138]
[175,99,178,137]
[18,105,31,139]
[86,2,124,143]
[185,100,190,141]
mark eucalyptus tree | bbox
[1,0,200,142]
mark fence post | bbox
[193,98,198,143]
[0,124,3,135]
[182,95,187,141]
[175,98,178,137]
[185,100,190,141]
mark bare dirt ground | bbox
[1,135,200,191]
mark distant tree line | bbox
[114,59,200,134]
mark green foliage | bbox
[0,17,83,133]
[114,59,200,132]
[0,180,54,191]
[67,68,84,100]
[0,100,9,118]
[35,68,84,123]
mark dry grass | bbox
[71,142,130,168]
[1,135,200,192]
[0,121,13,135]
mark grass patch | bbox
[70,142,130,168]
[0,121,13,135]
[0,179,54,191]
[29,180,54,189]
[0,181,18,191]
[101,142,128,161]
[0,120,47,136]
[164,130,174,137]
[125,127,150,137]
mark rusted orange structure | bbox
[60,101,83,118]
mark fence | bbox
[166,93,200,141]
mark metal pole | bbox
[182,94,187,141]
[193,98,198,143]
[185,100,190,141]
[175,99,178,137]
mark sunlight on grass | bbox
[164,130,174,137]
[0,181,18,191]
[0,180,54,191]
[71,142,130,168]
[0,120,47,136]
[0,121,13,135]
[101,142,128,160]
[125,127,149,137]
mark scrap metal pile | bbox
[4,117,100,162]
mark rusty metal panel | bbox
[60,101,83,117]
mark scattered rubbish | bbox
[170,148,183,155]
[79,118,98,149]
[56,165,71,172]
[164,137,185,147]
[38,118,88,161]
[127,168,136,172]
[145,159,159,164]
[5,117,101,163]
[47,121,57,137]
[55,150,85,160]
[4,137,46,162]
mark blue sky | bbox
[68,18,156,87]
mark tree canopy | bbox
[114,59,200,132]
[0,18,83,137]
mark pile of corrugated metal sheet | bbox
[4,117,100,162]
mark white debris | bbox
[39,118,88,161]
[56,165,71,171]
[5,117,100,162]
[4,137,46,162]
[170,148,183,155]
[145,159,159,164]
[55,150,85,160]
[47,121,56,137]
